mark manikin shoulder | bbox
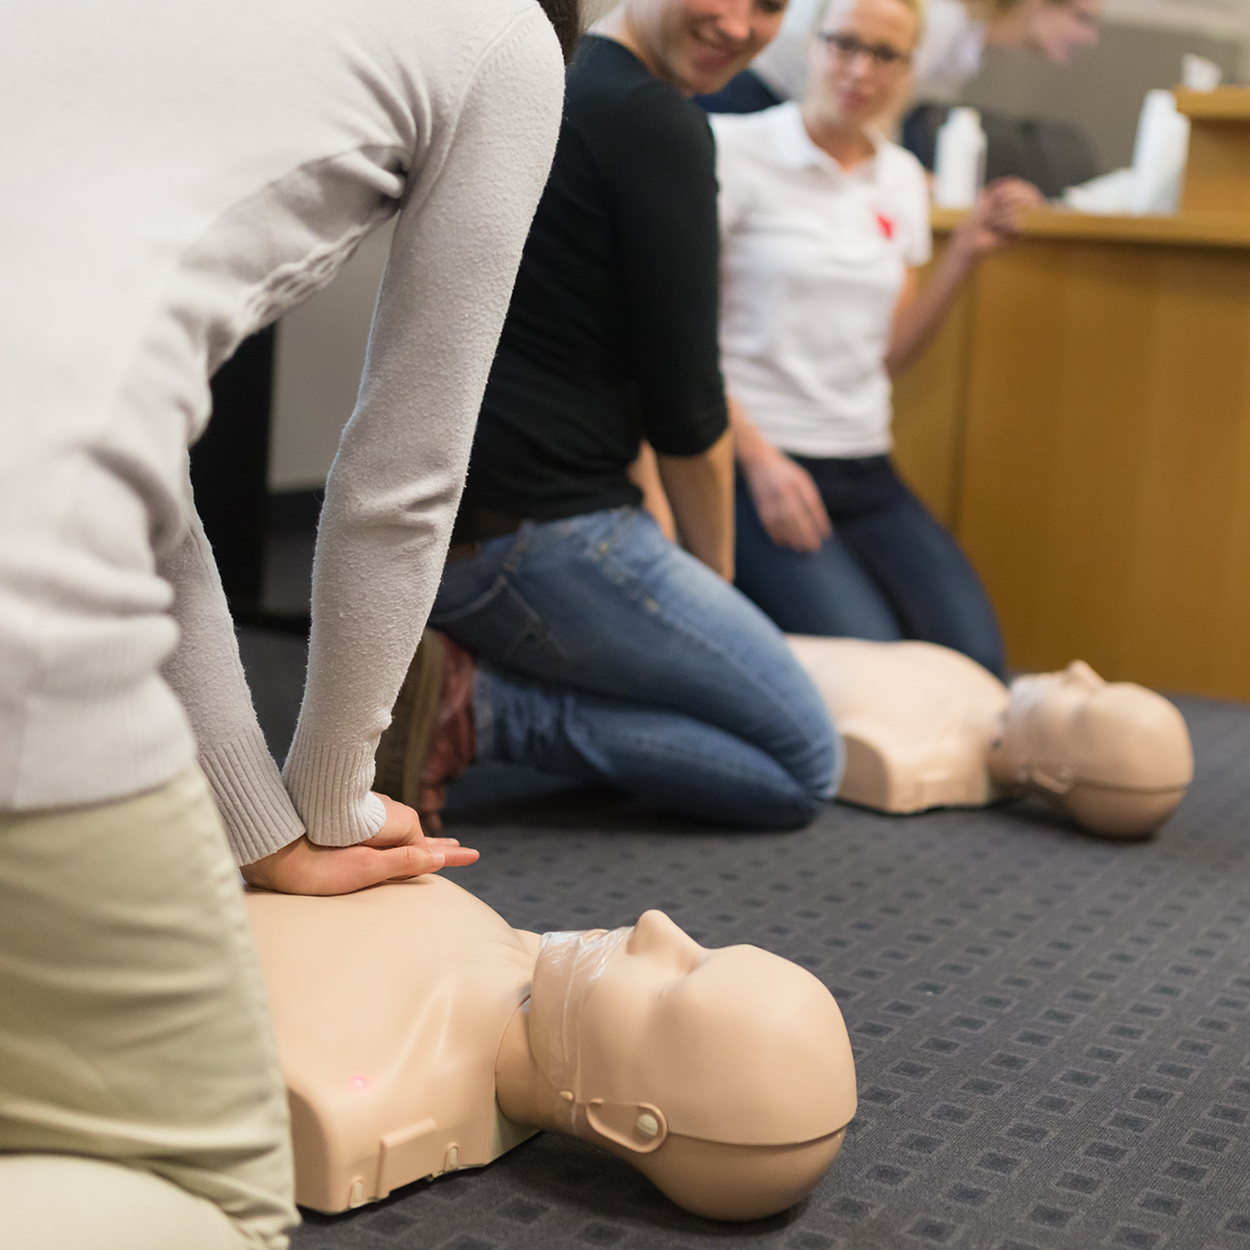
[787,637,1005,721]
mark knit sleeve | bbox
[280,10,564,845]
[159,487,306,864]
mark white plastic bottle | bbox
[1129,89,1190,215]
[933,107,987,209]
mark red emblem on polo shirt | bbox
[876,212,895,239]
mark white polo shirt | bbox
[713,103,931,459]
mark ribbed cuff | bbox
[282,735,388,847]
[199,726,306,865]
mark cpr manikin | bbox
[787,637,1193,836]
[246,877,857,1221]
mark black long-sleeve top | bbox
[461,35,729,520]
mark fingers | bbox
[372,841,447,881]
[363,793,425,847]
[986,176,1042,200]
[750,458,832,554]
[437,845,481,867]
[415,835,482,867]
[794,469,834,543]
[978,179,1043,240]
[761,501,821,552]
[240,833,480,897]
[373,840,477,879]
[776,478,830,553]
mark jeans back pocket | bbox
[430,574,568,675]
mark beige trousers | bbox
[0,768,298,1250]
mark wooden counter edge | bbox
[1174,86,1250,121]
[931,205,1250,248]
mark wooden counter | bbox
[892,206,1250,701]
[930,205,1250,247]
[1176,87,1250,214]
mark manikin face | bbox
[1019,0,1100,63]
[991,660,1104,790]
[806,0,918,130]
[528,910,856,1148]
[623,0,789,95]
[990,660,1192,801]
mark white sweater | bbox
[0,0,563,862]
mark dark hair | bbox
[537,0,581,63]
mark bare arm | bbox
[886,177,1042,377]
[628,441,677,541]
[654,429,736,581]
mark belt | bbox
[446,507,524,563]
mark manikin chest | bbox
[247,875,540,1212]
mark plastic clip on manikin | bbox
[933,106,987,209]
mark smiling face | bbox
[622,0,789,95]
[806,0,919,131]
[527,909,856,1148]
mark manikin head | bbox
[806,0,920,132]
[520,910,857,1219]
[988,660,1193,837]
[602,0,789,96]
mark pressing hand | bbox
[241,793,480,896]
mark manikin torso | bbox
[246,877,540,1211]
[787,636,1009,812]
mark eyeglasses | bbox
[818,31,912,68]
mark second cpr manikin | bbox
[787,637,1193,836]
[247,877,858,1221]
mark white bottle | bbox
[933,107,987,210]
[1129,89,1190,215]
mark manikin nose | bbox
[625,910,706,969]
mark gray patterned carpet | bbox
[237,630,1250,1250]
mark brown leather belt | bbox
[446,507,524,563]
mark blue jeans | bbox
[429,507,840,829]
[734,456,1006,677]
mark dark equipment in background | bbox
[189,327,312,634]
[903,102,1101,198]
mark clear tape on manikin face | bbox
[1004,663,1102,786]
[527,927,631,1129]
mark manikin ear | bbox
[1028,759,1076,794]
[585,1100,669,1153]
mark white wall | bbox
[1104,0,1250,72]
